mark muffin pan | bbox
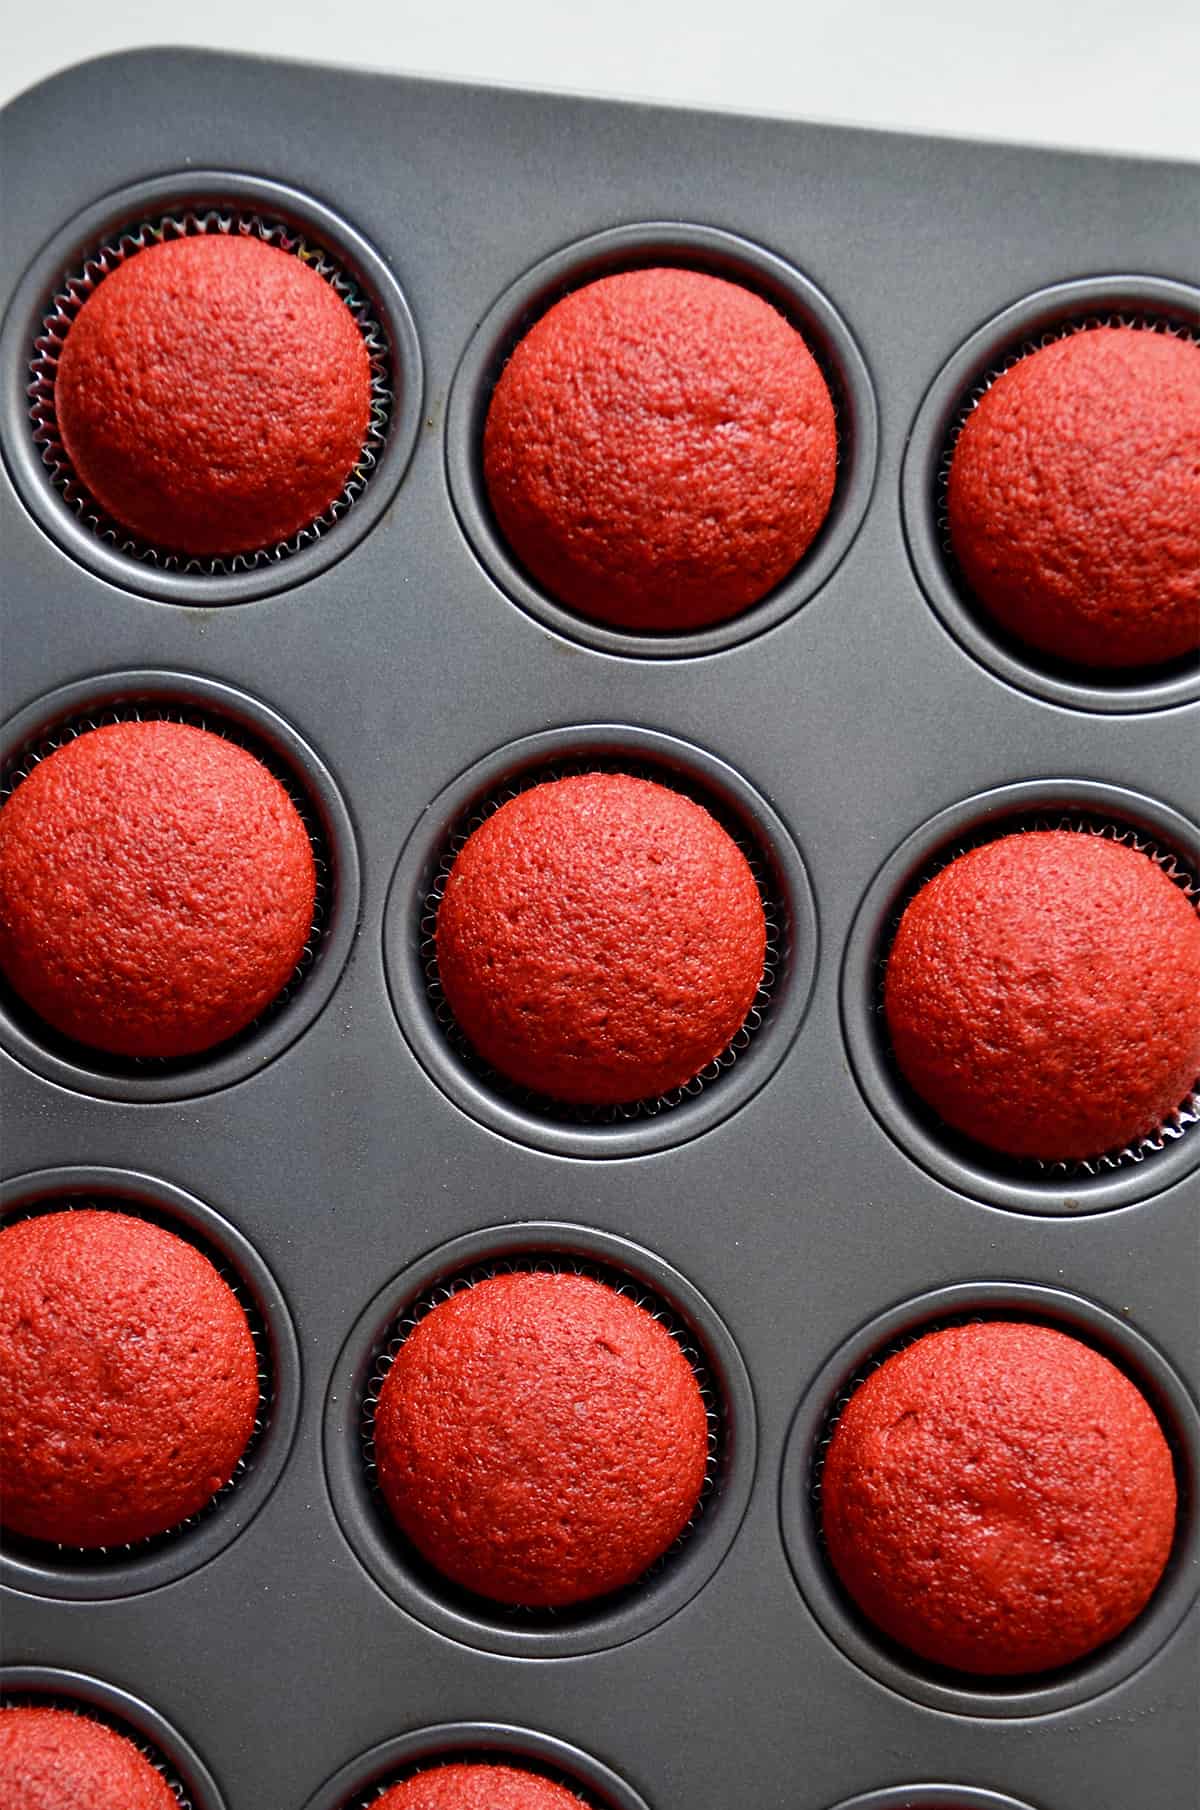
[1,46,1198,1810]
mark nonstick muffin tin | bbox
[1,45,1198,1810]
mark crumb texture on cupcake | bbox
[483,267,837,631]
[0,1208,259,1547]
[883,829,1200,1162]
[435,771,766,1105]
[947,326,1200,669]
[0,1705,179,1810]
[0,720,316,1060]
[374,1270,710,1606]
[374,1763,586,1809]
[53,232,372,557]
[820,1320,1178,1675]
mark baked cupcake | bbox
[883,829,1200,1162]
[0,1705,178,1810]
[483,268,837,631]
[375,1764,586,1809]
[947,325,1200,669]
[820,1321,1177,1675]
[435,772,766,1105]
[54,232,372,556]
[373,1270,709,1606]
[0,1209,259,1547]
[0,719,316,1059]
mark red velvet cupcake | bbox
[0,720,316,1060]
[0,1705,178,1810]
[947,325,1200,669]
[883,829,1200,1162]
[54,232,372,556]
[0,1209,259,1547]
[374,1270,709,1606]
[484,267,837,631]
[435,772,766,1105]
[375,1764,586,1810]
[821,1321,1177,1675]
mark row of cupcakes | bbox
[7,181,1198,685]
[1,695,1198,1190]
[0,1686,1059,1810]
[2,1193,1195,1702]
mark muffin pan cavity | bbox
[384,724,816,1157]
[902,275,1200,715]
[841,778,1200,1213]
[303,1723,653,1810]
[446,222,877,658]
[0,670,360,1102]
[0,170,422,605]
[0,1666,227,1810]
[323,1223,756,1658]
[780,1281,1200,1718]
[0,1167,299,1600]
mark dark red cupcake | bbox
[947,325,1200,669]
[884,830,1200,1161]
[0,720,316,1060]
[0,1209,259,1547]
[375,1764,586,1809]
[54,232,372,556]
[0,1705,178,1810]
[484,267,837,631]
[435,771,766,1105]
[821,1321,1177,1675]
[374,1270,709,1606]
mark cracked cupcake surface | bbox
[820,1320,1177,1675]
[53,232,372,556]
[374,1270,709,1606]
[0,1209,259,1548]
[484,267,837,631]
[435,771,766,1106]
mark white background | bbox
[3,0,1200,161]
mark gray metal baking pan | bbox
[1,45,1198,1810]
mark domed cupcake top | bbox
[435,771,766,1106]
[0,1208,259,1547]
[373,1269,709,1607]
[54,232,373,557]
[883,829,1200,1162]
[0,719,316,1060]
[375,1763,586,1809]
[0,1705,179,1810]
[947,325,1200,670]
[483,267,837,632]
[820,1319,1177,1675]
